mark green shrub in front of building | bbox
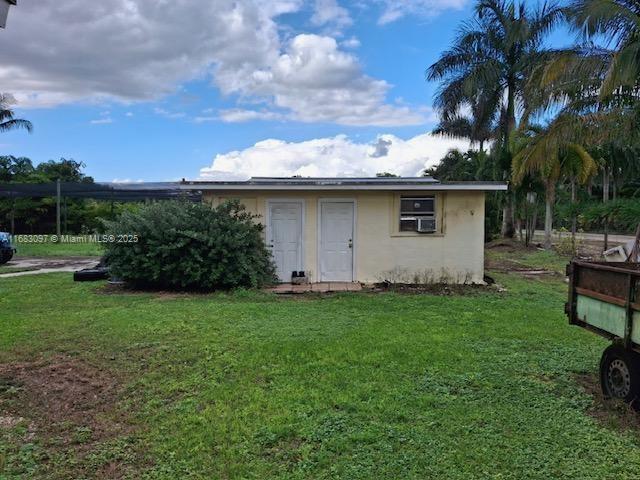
[103,200,276,290]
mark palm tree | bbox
[427,0,565,237]
[0,94,32,133]
[536,0,640,152]
[432,96,495,152]
[569,0,640,99]
[512,126,597,250]
[564,146,599,249]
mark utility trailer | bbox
[566,260,640,406]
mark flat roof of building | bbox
[179,177,508,191]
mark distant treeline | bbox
[0,156,130,234]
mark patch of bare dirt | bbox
[486,238,535,252]
[0,415,24,429]
[0,355,136,478]
[575,373,640,434]
[0,356,119,429]
[369,282,494,295]
[95,282,213,299]
[485,239,549,274]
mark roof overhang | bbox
[179,177,508,192]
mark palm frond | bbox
[601,38,640,95]
[566,143,599,183]
[0,119,33,133]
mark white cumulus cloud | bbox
[1,0,424,127]
[90,118,113,125]
[341,37,361,49]
[153,107,186,120]
[375,0,468,24]
[199,133,470,180]
[235,34,424,126]
[311,0,353,30]
[218,109,284,123]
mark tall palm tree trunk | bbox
[570,177,577,253]
[544,181,556,250]
[524,192,536,247]
[603,167,610,251]
[501,82,517,238]
[501,194,516,238]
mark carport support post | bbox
[10,194,15,235]
[63,196,67,234]
[56,179,61,236]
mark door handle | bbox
[348,239,353,249]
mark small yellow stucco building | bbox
[182,177,507,284]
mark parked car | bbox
[566,260,640,407]
[0,232,15,264]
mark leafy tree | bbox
[0,156,96,233]
[423,149,493,181]
[35,158,93,183]
[574,198,640,240]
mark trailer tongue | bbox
[566,261,640,406]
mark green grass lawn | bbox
[0,266,38,275]
[1,269,639,479]
[12,239,103,257]
[486,243,572,274]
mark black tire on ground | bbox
[600,343,640,407]
[73,268,109,282]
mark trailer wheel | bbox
[600,344,640,406]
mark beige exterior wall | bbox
[204,189,486,284]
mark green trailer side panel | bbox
[576,294,640,343]
[576,295,625,337]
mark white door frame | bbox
[317,198,357,282]
[265,199,305,279]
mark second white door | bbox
[320,201,354,282]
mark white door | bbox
[268,202,303,282]
[320,201,354,282]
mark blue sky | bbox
[0,1,567,182]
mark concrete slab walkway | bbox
[0,257,100,278]
[266,282,362,294]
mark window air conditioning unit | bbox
[417,217,436,233]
